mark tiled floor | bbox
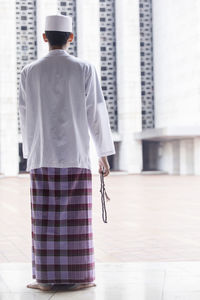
[1,173,200,299]
[0,173,200,262]
[1,262,200,299]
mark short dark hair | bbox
[45,31,71,47]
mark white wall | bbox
[76,0,101,174]
[152,0,200,128]
[76,0,100,68]
[37,0,58,58]
[0,0,18,176]
[116,0,142,173]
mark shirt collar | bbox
[46,49,70,56]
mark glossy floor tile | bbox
[1,262,200,299]
[1,174,200,263]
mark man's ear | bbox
[43,33,48,43]
[68,33,74,42]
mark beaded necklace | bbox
[99,169,110,223]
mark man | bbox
[18,14,115,292]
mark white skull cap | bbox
[45,14,72,32]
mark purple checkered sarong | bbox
[30,167,95,284]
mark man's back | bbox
[19,49,115,172]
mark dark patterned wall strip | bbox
[139,0,154,129]
[57,0,77,56]
[16,0,37,135]
[99,0,118,132]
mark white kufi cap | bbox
[45,14,72,32]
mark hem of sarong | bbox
[33,276,96,285]
[26,161,92,173]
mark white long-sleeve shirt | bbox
[18,49,116,172]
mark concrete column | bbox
[76,0,101,174]
[37,0,58,59]
[158,141,173,174]
[172,140,180,174]
[115,0,142,173]
[194,137,200,175]
[180,139,194,175]
[76,0,100,70]
[0,0,18,176]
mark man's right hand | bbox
[98,156,110,177]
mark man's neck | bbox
[49,46,67,51]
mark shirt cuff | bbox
[98,149,116,157]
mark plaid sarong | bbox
[30,167,95,284]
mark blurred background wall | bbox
[135,0,200,176]
[0,0,199,176]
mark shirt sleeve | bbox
[18,67,28,159]
[85,63,116,158]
